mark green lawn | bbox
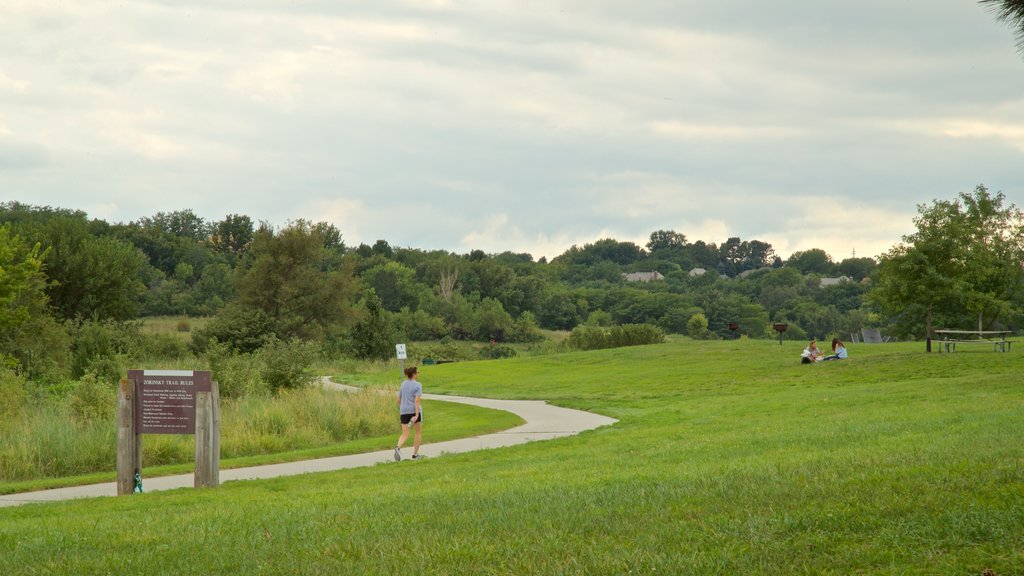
[2,339,1022,575]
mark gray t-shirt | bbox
[398,379,422,415]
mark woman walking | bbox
[395,366,424,461]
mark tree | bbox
[786,249,835,276]
[210,214,254,256]
[350,290,396,359]
[0,226,53,369]
[980,0,1024,54]
[870,185,1024,338]
[646,230,687,253]
[837,257,876,281]
[234,220,357,340]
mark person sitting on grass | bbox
[821,338,848,361]
[801,340,823,364]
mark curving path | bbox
[0,378,617,508]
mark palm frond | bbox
[979,0,1024,54]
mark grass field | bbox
[2,339,1022,575]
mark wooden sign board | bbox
[128,369,212,435]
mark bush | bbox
[0,368,26,419]
[68,372,116,423]
[609,324,665,347]
[202,341,270,399]
[393,308,447,342]
[70,320,140,379]
[569,323,665,351]
[506,311,545,343]
[259,337,319,393]
[192,304,275,354]
[480,344,518,360]
[687,313,710,340]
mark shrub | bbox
[202,341,270,399]
[568,325,611,351]
[569,323,664,351]
[68,372,116,423]
[480,344,518,360]
[609,324,665,347]
[259,337,319,393]
[507,311,545,343]
[70,320,140,379]
[687,313,710,340]
[0,368,26,419]
[192,304,275,354]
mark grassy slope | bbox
[2,340,1023,575]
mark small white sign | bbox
[395,343,407,360]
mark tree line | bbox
[1,185,1021,384]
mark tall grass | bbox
[0,386,394,482]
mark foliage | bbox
[568,323,665,350]
[69,320,142,380]
[234,220,356,340]
[870,185,1024,338]
[192,303,275,354]
[258,337,319,392]
[349,290,397,360]
[687,312,710,339]
[67,372,116,423]
[201,341,270,398]
[786,248,835,275]
[980,0,1024,53]
[0,225,54,373]
[0,368,26,419]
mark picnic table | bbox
[933,329,1014,353]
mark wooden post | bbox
[194,380,220,488]
[116,379,141,495]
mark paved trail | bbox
[0,378,617,508]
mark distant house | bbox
[623,271,665,283]
[819,275,852,287]
[688,268,707,277]
[737,267,770,279]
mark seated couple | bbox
[801,338,847,363]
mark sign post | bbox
[396,343,407,379]
[117,370,220,495]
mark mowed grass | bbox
[2,339,1023,575]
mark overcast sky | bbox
[2,1,1022,262]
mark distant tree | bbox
[362,261,422,312]
[837,257,876,281]
[787,249,835,276]
[349,290,396,359]
[686,240,720,270]
[235,220,357,340]
[646,230,687,253]
[554,239,645,267]
[210,214,254,256]
[371,239,394,258]
[980,0,1024,54]
[137,209,211,242]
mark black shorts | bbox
[400,413,423,425]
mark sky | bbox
[1,1,1023,263]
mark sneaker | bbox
[411,454,424,460]
[393,447,401,462]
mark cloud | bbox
[0,0,1021,266]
